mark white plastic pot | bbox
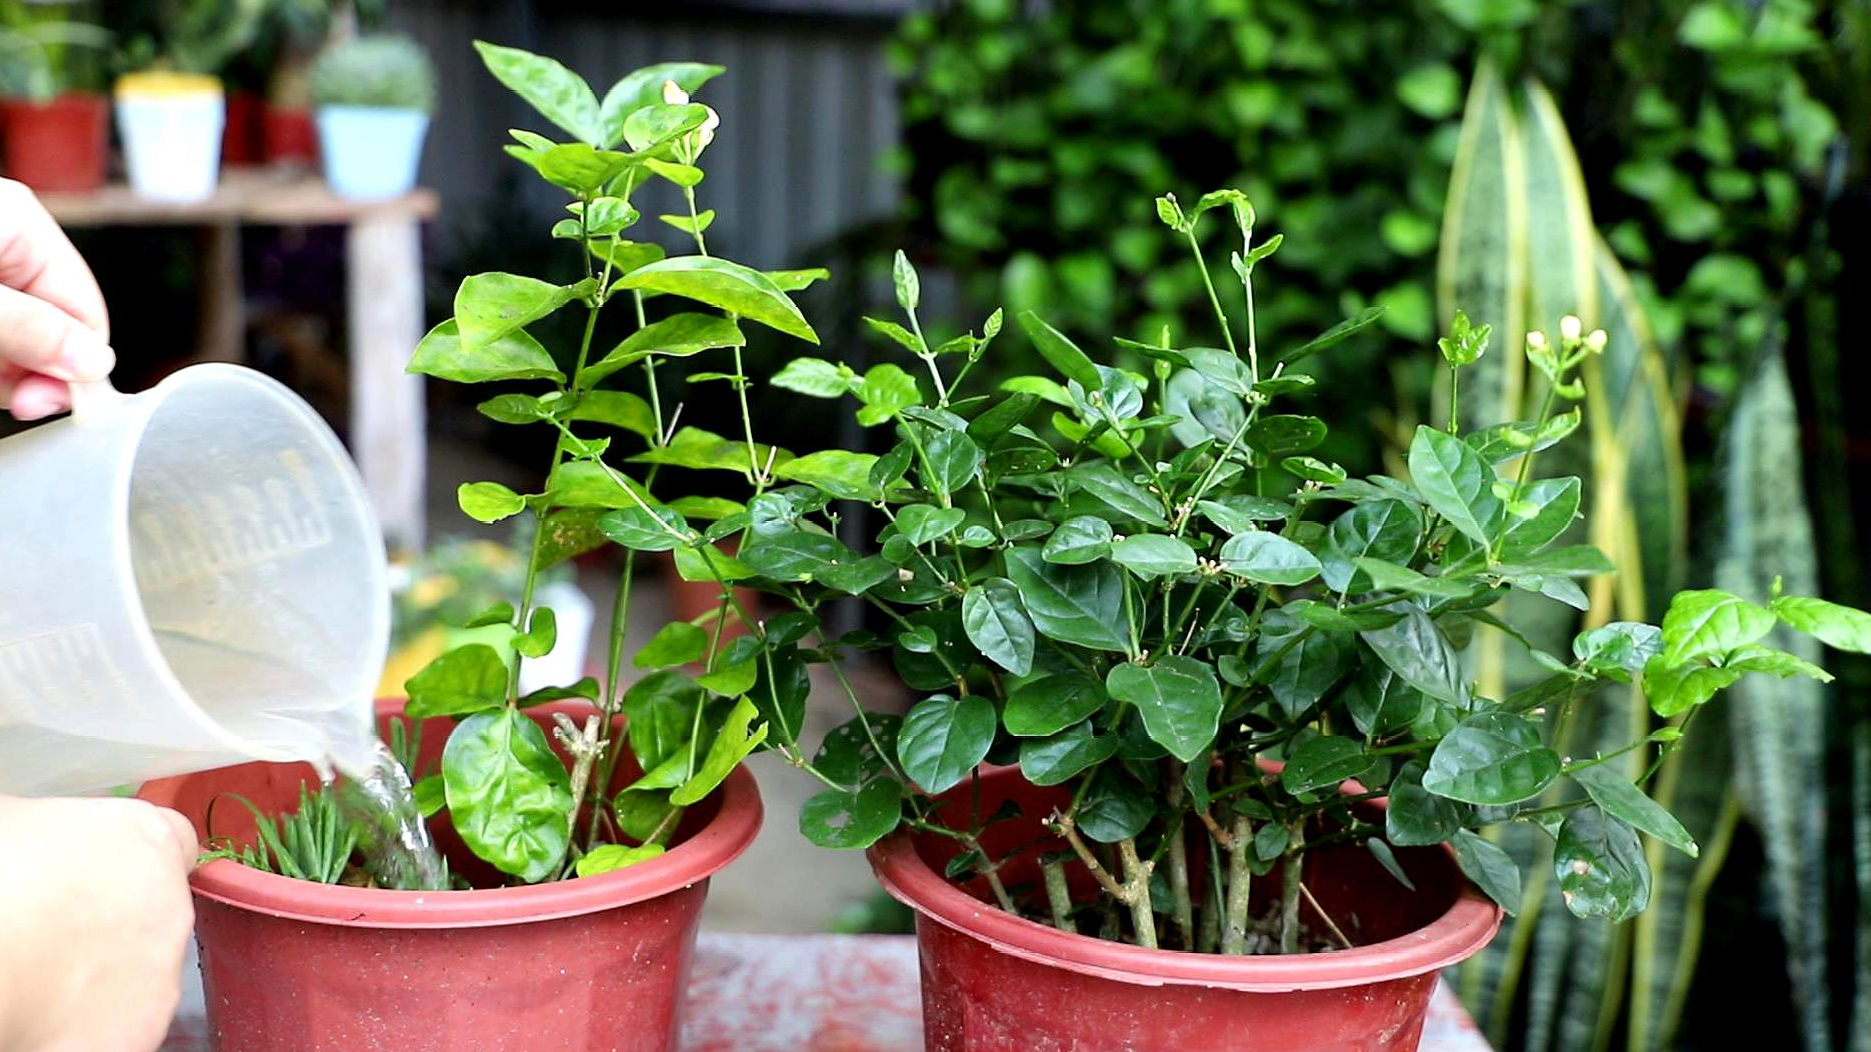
[315,105,428,199]
[115,72,226,202]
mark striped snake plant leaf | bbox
[1519,78,1598,343]
[1718,347,1831,1052]
[1437,54,1527,433]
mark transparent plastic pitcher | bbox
[0,364,388,796]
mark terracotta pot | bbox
[867,765,1500,1052]
[140,699,763,1052]
[261,104,317,166]
[0,93,107,192]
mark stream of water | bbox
[325,734,449,892]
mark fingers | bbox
[152,806,202,870]
[2,372,72,421]
[0,179,108,338]
[0,283,115,418]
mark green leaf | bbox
[1105,656,1223,763]
[740,527,857,583]
[465,602,515,629]
[572,391,657,440]
[1042,515,1114,564]
[575,843,665,877]
[1408,426,1503,546]
[1076,769,1154,842]
[635,621,708,669]
[1282,736,1379,794]
[515,607,556,659]
[773,450,881,502]
[455,272,576,351]
[966,393,1040,442]
[598,61,724,146]
[659,209,716,235]
[1354,558,1482,600]
[473,41,603,145]
[478,393,551,424]
[892,249,920,311]
[1387,762,1468,846]
[1424,712,1560,804]
[772,357,855,398]
[547,461,657,509]
[922,430,983,497]
[799,779,902,850]
[1019,720,1118,785]
[1641,661,1743,718]
[962,578,1035,676]
[1556,806,1652,922]
[855,364,921,426]
[1017,310,1102,389]
[765,267,832,292]
[621,102,709,152]
[1003,673,1107,737]
[1657,589,1776,665]
[1452,829,1522,915]
[458,482,526,524]
[641,159,703,188]
[1197,496,1293,533]
[1004,546,1130,652]
[1285,599,1407,634]
[517,678,600,707]
[530,144,632,193]
[671,696,767,805]
[812,713,902,787]
[597,503,690,552]
[1068,462,1166,526]
[1770,596,1871,654]
[863,316,924,355]
[629,426,790,477]
[1282,306,1386,365]
[404,644,509,718]
[1494,544,1614,577]
[621,671,702,773]
[1361,607,1470,704]
[896,695,997,795]
[412,775,445,818]
[1219,531,1321,586]
[1109,534,1198,579]
[442,709,574,883]
[616,256,818,344]
[590,239,665,276]
[585,313,745,384]
[1247,415,1328,456]
[1496,477,1581,559]
[896,504,966,546]
[407,319,563,384]
[1573,622,1663,675]
[1571,762,1697,857]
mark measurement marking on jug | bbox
[0,623,134,722]
[134,449,336,591]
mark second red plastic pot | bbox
[868,765,1501,1052]
[140,700,763,1052]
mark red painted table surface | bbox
[163,932,1493,1051]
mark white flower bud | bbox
[1560,315,1582,341]
[1526,331,1548,351]
[662,80,689,105]
[1586,329,1608,353]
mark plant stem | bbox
[1054,812,1130,902]
[1185,227,1239,358]
[1042,858,1077,933]
[1278,822,1305,954]
[1118,839,1157,949]
[1166,768,1195,950]
[1221,813,1252,954]
[1298,881,1352,950]
[1198,833,1223,954]
[1448,365,1461,435]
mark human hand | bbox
[0,178,114,420]
[0,795,198,1052]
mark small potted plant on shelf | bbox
[308,31,433,199]
[113,0,265,201]
[139,41,826,1052]
[0,1,109,191]
[575,190,1867,1051]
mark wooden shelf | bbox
[38,168,438,228]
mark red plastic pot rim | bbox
[866,768,1501,993]
[170,700,764,930]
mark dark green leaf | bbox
[1319,500,1423,592]
[1386,762,1468,845]
[896,695,997,795]
[1407,426,1503,546]
[1556,805,1651,921]
[1109,534,1198,579]
[1283,306,1386,364]
[1105,656,1223,763]
[1020,721,1119,786]
[1451,829,1521,915]
[1041,515,1114,564]
[962,578,1035,676]
[1003,673,1107,737]
[812,713,902,786]
[1571,762,1697,857]
[1004,547,1130,652]
[1360,607,1470,704]
[1018,310,1102,389]
[1424,712,1560,804]
[1077,769,1154,842]
[799,779,903,850]
[922,430,983,497]
[1282,736,1378,794]
[1219,531,1321,586]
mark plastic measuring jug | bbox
[0,364,388,796]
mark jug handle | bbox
[69,379,125,423]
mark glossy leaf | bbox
[1003,673,1107,737]
[404,644,508,718]
[442,709,574,883]
[1360,606,1470,704]
[1003,547,1130,652]
[1424,712,1560,804]
[458,482,526,524]
[799,780,903,850]
[1019,721,1119,786]
[1318,499,1423,591]
[671,696,767,805]
[1408,425,1503,546]
[474,41,602,145]
[616,256,818,344]
[1555,806,1652,922]
[585,313,744,383]
[1282,736,1378,794]
[1076,769,1154,842]
[1571,762,1697,857]
[1105,656,1223,763]
[598,61,724,145]
[454,272,576,351]
[896,695,996,794]
[1109,534,1198,579]
[962,578,1035,676]
[1042,515,1114,564]
[407,319,562,384]
[1452,829,1522,915]
[1219,531,1321,586]
[1018,310,1102,389]
[635,621,708,669]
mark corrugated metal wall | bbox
[393,2,904,272]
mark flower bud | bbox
[1586,329,1608,353]
[662,79,689,105]
[1526,331,1548,351]
[1560,315,1582,341]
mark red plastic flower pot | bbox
[139,699,763,1052]
[261,104,317,166]
[0,93,108,192]
[867,765,1501,1052]
[221,90,263,166]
